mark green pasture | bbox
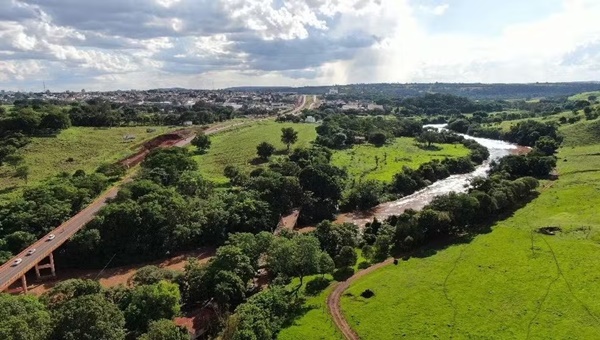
[191,121,318,182]
[0,126,175,200]
[331,138,470,183]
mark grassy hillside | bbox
[331,139,470,182]
[339,120,600,339]
[191,121,318,182]
[561,119,600,146]
[0,126,176,200]
[568,91,600,101]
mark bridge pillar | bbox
[34,263,41,280]
[21,275,27,294]
[35,252,57,279]
[49,252,56,277]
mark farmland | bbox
[337,119,600,339]
[191,120,318,182]
[331,138,470,182]
[0,126,176,201]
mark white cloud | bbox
[418,3,449,16]
[0,0,599,90]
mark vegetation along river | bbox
[336,124,527,227]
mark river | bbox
[336,125,526,227]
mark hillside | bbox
[0,126,176,201]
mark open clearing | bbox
[191,120,318,182]
[338,120,600,339]
[0,126,176,201]
[331,138,470,182]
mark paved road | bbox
[0,120,247,292]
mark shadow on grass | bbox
[249,157,268,165]
[274,149,290,156]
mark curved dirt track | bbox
[327,258,394,340]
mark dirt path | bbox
[327,258,394,340]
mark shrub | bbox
[333,267,354,281]
[360,289,375,299]
[357,261,371,270]
[305,277,331,296]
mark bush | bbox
[333,267,354,281]
[360,289,375,299]
[357,261,371,270]
[305,277,331,296]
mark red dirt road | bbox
[327,258,394,340]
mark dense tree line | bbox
[314,114,423,149]
[67,99,236,127]
[448,119,563,147]
[0,171,110,262]
[0,277,187,340]
[61,145,347,267]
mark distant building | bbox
[183,121,193,126]
[305,116,316,123]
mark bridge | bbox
[0,120,259,293]
[0,184,122,293]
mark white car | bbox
[11,258,22,266]
[47,234,56,241]
[26,248,36,256]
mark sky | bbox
[1,0,600,91]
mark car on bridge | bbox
[11,258,22,266]
[26,248,36,256]
[47,234,56,241]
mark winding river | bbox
[336,125,526,227]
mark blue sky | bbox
[0,0,599,91]
[422,0,563,35]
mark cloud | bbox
[0,0,599,91]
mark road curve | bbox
[0,120,248,292]
[327,258,394,340]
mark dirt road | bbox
[327,258,394,340]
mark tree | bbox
[369,132,387,147]
[52,294,126,340]
[124,281,182,334]
[0,294,52,340]
[43,279,102,309]
[343,180,382,211]
[256,142,276,160]
[416,130,440,147]
[39,110,71,130]
[534,136,560,156]
[138,319,189,340]
[191,132,211,153]
[334,246,358,268]
[268,235,331,296]
[3,231,36,254]
[15,165,29,183]
[129,266,177,286]
[281,127,299,151]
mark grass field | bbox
[568,91,600,101]
[278,283,344,340]
[331,138,470,182]
[338,120,600,339]
[0,126,176,200]
[191,121,318,182]
[278,250,366,340]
